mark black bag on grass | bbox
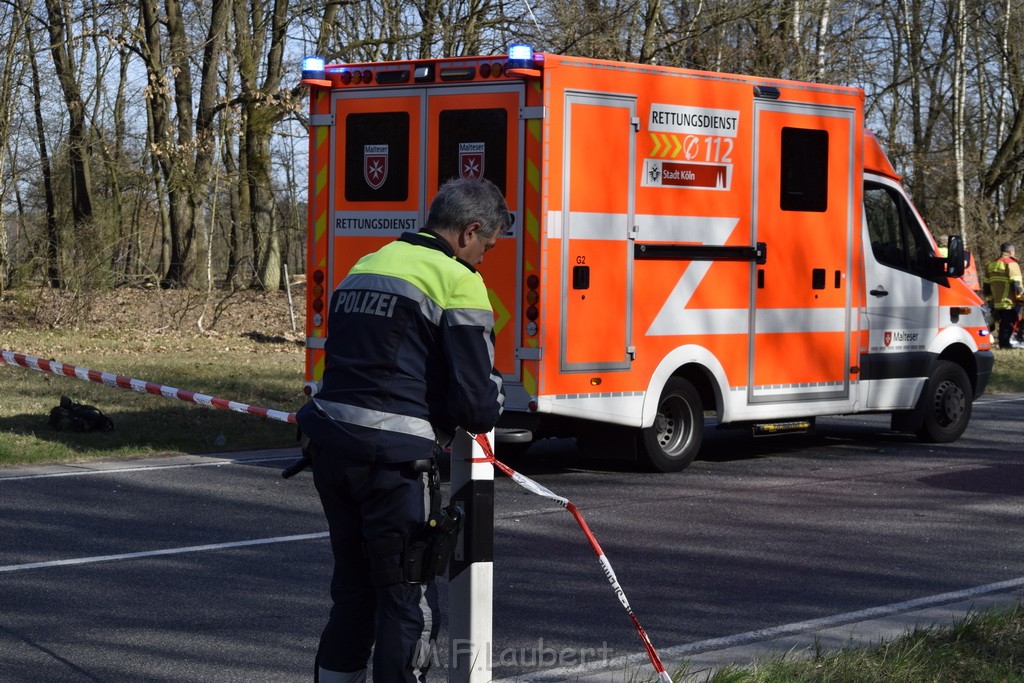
[48,396,115,432]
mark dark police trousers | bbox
[313,453,439,682]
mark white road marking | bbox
[976,395,1024,404]
[0,455,297,482]
[496,575,1024,681]
[0,532,329,573]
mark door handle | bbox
[869,286,889,297]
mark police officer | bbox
[984,242,1024,349]
[296,178,508,682]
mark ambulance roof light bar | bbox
[302,56,325,78]
[301,55,331,87]
[507,44,533,67]
[506,43,542,78]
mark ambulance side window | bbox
[345,112,409,202]
[864,182,932,277]
[437,108,507,194]
[780,127,828,212]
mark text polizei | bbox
[333,289,399,318]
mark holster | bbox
[364,459,463,586]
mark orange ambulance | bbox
[300,47,993,471]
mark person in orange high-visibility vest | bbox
[984,242,1024,349]
[961,250,983,296]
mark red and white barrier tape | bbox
[2,348,666,677]
[471,432,672,683]
[0,350,296,425]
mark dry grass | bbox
[684,603,1024,682]
[0,287,305,467]
[987,347,1024,394]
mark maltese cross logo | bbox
[458,143,485,180]
[363,145,389,190]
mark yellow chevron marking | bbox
[488,289,511,335]
[523,367,537,396]
[527,158,540,193]
[650,133,662,157]
[526,208,539,242]
[671,135,682,158]
[662,134,675,158]
[315,213,327,241]
[527,118,541,142]
[316,166,328,194]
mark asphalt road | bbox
[2,395,1023,681]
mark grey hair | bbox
[425,178,511,239]
[1000,241,1015,254]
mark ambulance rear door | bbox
[328,82,526,382]
[329,89,424,289]
[425,84,526,381]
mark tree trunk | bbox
[43,0,94,228]
[145,99,172,279]
[951,0,967,236]
[224,131,245,285]
[814,0,832,81]
[246,121,281,290]
[27,27,62,288]
[139,0,200,287]
[639,0,663,63]
[234,0,289,290]
[0,1,29,293]
[221,68,245,286]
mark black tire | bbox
[915,360,972,443]
[495,441,532,459]
[637,377,703,472]
[494,427,533,459]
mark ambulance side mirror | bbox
[946,235,965,278]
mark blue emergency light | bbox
[302,56,326,81]
[506,44,534,70]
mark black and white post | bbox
[448,429,494,681]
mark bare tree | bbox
[951,0,968,236]
[234,0,295,290]
[0,0,1020,292]
[0,0,29,293]
[43,0,95,229]
[26,24,62,288]
[980,2,1024,235]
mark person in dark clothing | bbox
[296,178,509,682]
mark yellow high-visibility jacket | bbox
[984,256,1024,310]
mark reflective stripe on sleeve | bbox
[445,307,496,330]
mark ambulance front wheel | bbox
[638,377,703,472]
[915,360,972,443]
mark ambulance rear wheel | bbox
[638,377,703,472]
[916,361,972,443]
